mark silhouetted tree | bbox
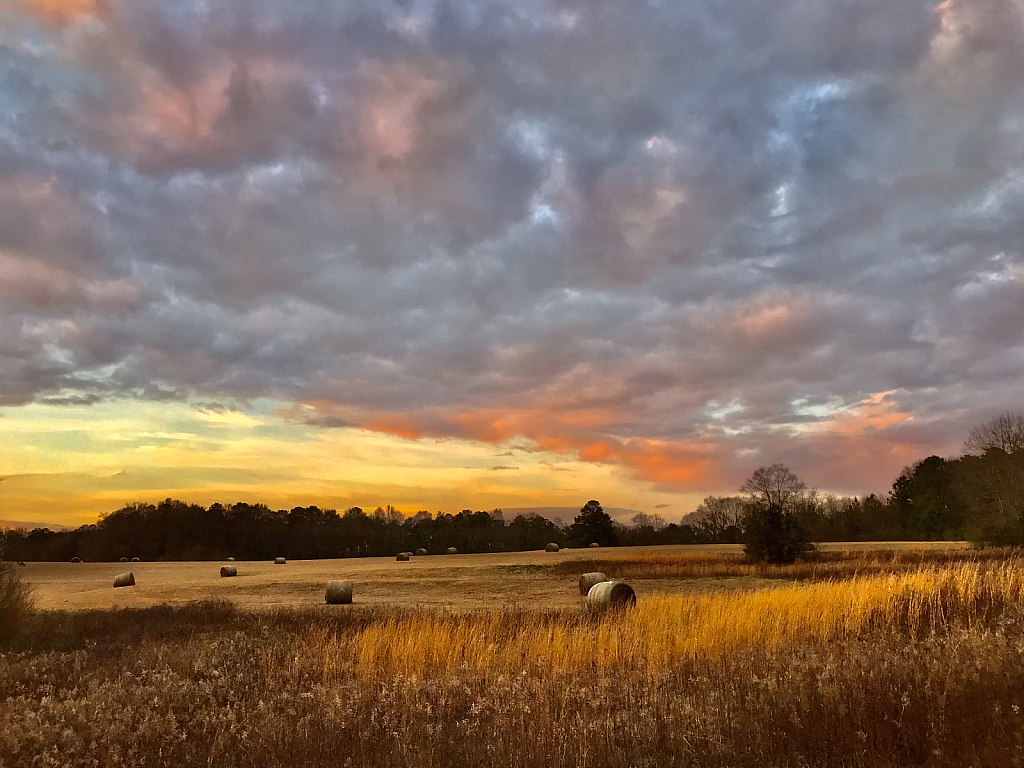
[568,500,618,547]
[964,412,1024,455]
[739,465,813,563]
[890,457,964,540]
[682,496,744,543]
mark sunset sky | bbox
[0,0,1021,527]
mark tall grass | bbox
[2,557,1022,767]
[0,562,34,644]
[553,546,1014,582]
[297,560,1023,679]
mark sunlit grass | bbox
[553,546,1012,581]
[4,553,1022,767]
[294,558,1024,680]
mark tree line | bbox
[1,413,1020,562]
[678,412,1023,551]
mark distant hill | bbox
[0,519,73,532]
[501,507,645,525]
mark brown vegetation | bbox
[0,562,34,644]
[554,546,1013,582]
[2,548,1021,766]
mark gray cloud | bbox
[0,0,1021,493]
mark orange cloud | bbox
[362,414,425,441]
[287,387,918,497]
[20,0,107,24]
[578,441,613,461]
[824,391,913,437]
[346,404,724,492]
[615,441,716,485]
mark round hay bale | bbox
[396,552,410,561]
[119,557,128,562]
[446,547,458,554]
[274,557,286,565]
[587,581,636,611]
[113,572,135,588]
[220,565,237,578]
[71,556,82,563]
[414,548,428,556]
[227,557,235,561]
[589,542,600,548]
[545,542,560,552]
[578,571,609,596]
[325,580,354,604]
[131,557,140,562]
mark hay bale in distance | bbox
[71,557,82,563]
[589,542,600,548]
[446,547,458,554]
[119,557,128,562]
[113,572,135,588]
[131,557,140,562]
[578,571,608,596]
[545,542,560,552]
[414,548,428,556]
[220,565,237,578]
[587,581,636,611]
[325,580,354,604]
[396,552,410,561]
[274,557,286,565]
[227,557,235,561]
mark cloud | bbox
[0,0,1021,497]
[14,0,108,26]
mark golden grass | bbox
[553,546,1013,581]
[295,558,1024,680]
[3,553,1022,767]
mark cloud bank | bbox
[0,0,1021,497]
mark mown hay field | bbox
[18,541,967,611]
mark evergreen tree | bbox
[568,500,618,547]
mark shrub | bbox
[742,502,814,564]
[0,560,35,644]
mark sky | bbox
[0,0,1021,528]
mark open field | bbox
[18,541,970,611]
[4,543,1021,767]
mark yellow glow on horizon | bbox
[0,399,695,527]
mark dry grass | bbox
[554,546,1012,582]
[1,571,1021,767]
[296,559,1024,680]
[17,542,975,611]
[0,562,35,644]
[2,546,1022,767]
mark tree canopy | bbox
[567,500,619,547]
